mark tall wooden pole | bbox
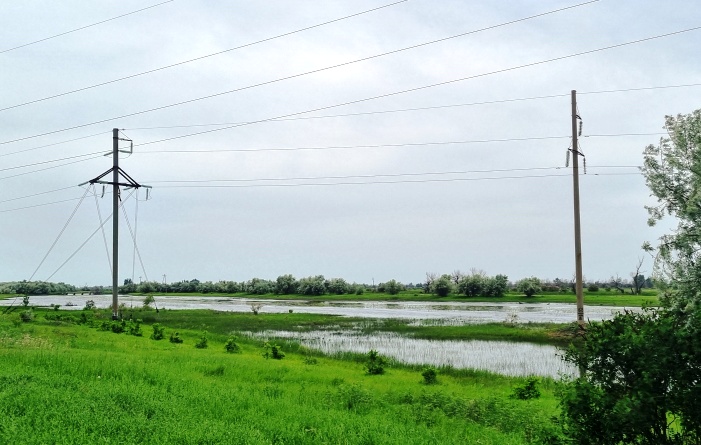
[112,128,119,320]
[571,91,584,327]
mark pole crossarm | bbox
[78,166,151,189]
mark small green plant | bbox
[51,304,61,311]
[511,377,541,400]
[303,355,318,365]
[365,349,386,375]
[126,319,142,336]
[150,323,165,340]
[21,295,30,307]
[421,367,438,385]
[250,303,263,315]
[111,320,126,334]
[195,331,208,349]
[263,342,285,359]
[203,365,225,377]
[19,309,34,323]
[169,332,183,343]
[224,336,240,353]
[83,300,96,310]
[142,295,155,310]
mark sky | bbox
[1,0,699,287]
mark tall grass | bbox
[0,313,564,444]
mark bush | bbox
[127,319,142,336]
[587,284,599,292]
[195,332,208,349]
[365,349,387,375]
[150,323,165,340]
[21,295,30,307]
[263,342,285,360]
[383,279,404,295]
[83,300,96,310]
[224,336,240,353]
[169,332,183,343]
[516,277,542,298]
[19,310,33,323]
[511,377,540,400]
[431,275,453,298]
[142,295,155,310]
[421,367,438,385]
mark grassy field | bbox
[0,309,566,444]
[124,289,659,307]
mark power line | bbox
[0,151,104,173]
[0,155,104,181]
[1,1,175,55]
[0,0,610,146]
[0,186,76,204]
[0,168,643,213]
[0,131,108,159]
[119,26,701,151]
[0,0,408,112]
[136,133,665,155]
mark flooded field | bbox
[246,329,576,378]
[4,294,641,325]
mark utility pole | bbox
[79,128,150,320]
[571,90,585,327]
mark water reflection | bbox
[2,295,641,325]
[247,330,576,378]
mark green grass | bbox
[0,311,565,444]
[132,289,658,306]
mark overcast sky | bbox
[1,0,699,287]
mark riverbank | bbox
[127,289,658,306]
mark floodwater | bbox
[3,294,641,325]
[2,294,608,377]
[246,329,577,378]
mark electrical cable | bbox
[28,186,91,281]
[1,0,619,146]
[0,131,108,158]
[0,151,104,173]
[0,155,104,181]
[43,190,136,282]
[126,26,701,151]
[0,0,408,112]
[0,1,175,54]
[91,184,113,276]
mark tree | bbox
[560,307,701,444]
[457,273,484,298]
[559,110,701,444]
[382,279,403,295]
[431,274,453,297]
[515,277,541,298]
[275,274,297,295]
[641,109,701,300]
[631,257,645,295]
[297,275,326,296]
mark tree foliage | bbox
[559,110,701,444]
[515,277,541,298]
[641,109,701,300]
[560,307,701,444]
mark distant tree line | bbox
[3,270,657,298]
[0,281,105,295]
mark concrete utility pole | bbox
[571,91,585,327]
[79,128,150,319]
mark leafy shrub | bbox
[83,300,96,310]
[169,332,183,343]
[22,295,30,307]
[195,332,208,349]
[511,377,541,400]
[250,303,262,315]
[587,284,599,292]
[365,349,387,375]
[127,319,142,336]
[111,320,126,334]
[421,367,438,385]
[355,286,364,295]
[150,323,165,340]
[303,356,318,365]
[340,384,373,412]
[224,336,240,353]
[19,310,34,323]
[263,342,285,359]
[142,295,155,310]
